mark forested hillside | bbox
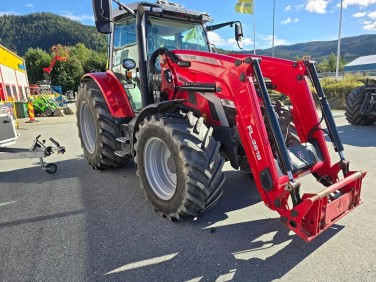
[1,12,375,62]
[256,34,376,62]
[0,13,106,55]
[1,12,375,92]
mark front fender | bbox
[128,100,187,153]
[81,71,134,119]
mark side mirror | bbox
[235,22,243,42]
[92,0,113,34]
[235,22,244,50]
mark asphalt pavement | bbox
[0,110,375,281]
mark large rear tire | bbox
[345,86,375,126]
[134,112,225,219]
[76,81,131,169]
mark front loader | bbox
[76,0,366,241]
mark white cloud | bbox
[207,32,226,46]
[281,17,299,24]
[305,0,330,14]
[364,21,376,29]
[261,35,289,47]
[228,37,253,46]
[284,5,292,12]
[356,11,376,29]
[61,11,94,22]
[368,11,376,19]
[24,4,34,8]
[208,31,253,49]
[343,0,376,8]
[353,11,367,18]
[360,11,376,29]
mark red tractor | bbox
[76,0,366,242]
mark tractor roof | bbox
[113,1,213,23]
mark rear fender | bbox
[81,71,135,119]
[364,78,376,90]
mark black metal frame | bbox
[306,61,345,156]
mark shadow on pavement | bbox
[337,124,376,147]
[0,159,343,281]
[79,169,343,281]
[0,210,85,229]
[332,124,376,147]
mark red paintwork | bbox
[82,70,135,119]
[92,45,365,241]
[157,50,366,241]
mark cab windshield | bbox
[111,17,209,111]
[146,17,209,55]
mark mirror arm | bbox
[112,0,136,17]
[207,21,239,31]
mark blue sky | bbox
[1,0,375,51]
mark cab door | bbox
[112,18,142,111]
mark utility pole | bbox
[253,1,256,54]
[336,0,343,79]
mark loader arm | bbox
[160,50,366,241]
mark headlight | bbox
[221,99,236,108]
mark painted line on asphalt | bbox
[105,253,179,275]
[0,201,16,207]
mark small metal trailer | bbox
[0,114,65,173]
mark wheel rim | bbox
[144,137,177,200]
[80,101,97,154]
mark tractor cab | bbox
[93,0,242,110]
[110,7,211,110]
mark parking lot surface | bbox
[0,111,375,281]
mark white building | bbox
[0,44,29,102]
[344,54,376,72]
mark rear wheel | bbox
[44,107,54,117]
[45,163,57,174]
[134,112,225,219]
[345,86,376,126]
[76,81,131,169]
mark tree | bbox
[51,57,84,91]
[328,53,337,72]
[24,48,51,84]
[25,43,106,93]
[49,43,106,92]
[316,53,347,73]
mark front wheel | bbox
[44,107,54,117]
[135,112,225,220]
[76,81,131,169]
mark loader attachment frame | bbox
[281,170,366,241]
[160,50,366,241]
[227,55,366,241]
[249,58,366,241]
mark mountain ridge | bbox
[0,13,375,62]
